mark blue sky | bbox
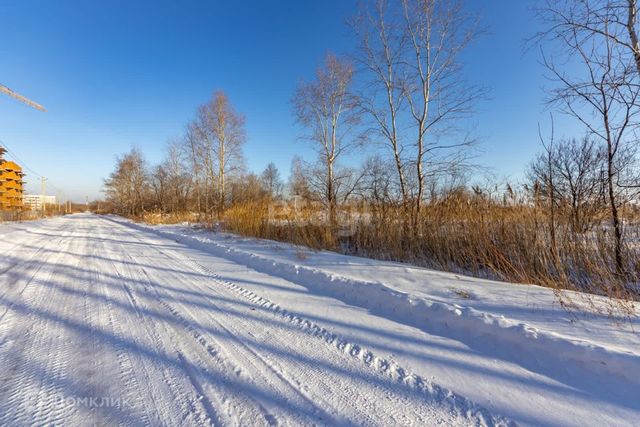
[0,0,580,201]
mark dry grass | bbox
[140,211,200,225]
[223,202,337,250]
[0,209,65,222]
[140,197,639,317]
[221,197,639,315]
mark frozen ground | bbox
[0,214,638,426]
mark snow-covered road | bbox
[0,214,508,426]
[1,214,638,426]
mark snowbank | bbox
[118,218,640,393]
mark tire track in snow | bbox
[0,232,81,426]
[100,271,154,426]
[0,221,70,323]
[0,218,65,261]
[112,219,377,425]
[97,227,218,426]
[140,266,299,426]
[111,216,512,426]
[155,252,483,426]
[150,281,367,426]
[96,221,336,425]
[0,231,51,276]
[0,214,513,426]
[125,235,369,425]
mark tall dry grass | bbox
[220,196,639,315]
[134,194,639,316]
[140,211,200,225]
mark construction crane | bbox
[0,84,45,111]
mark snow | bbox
[0,214,638,426]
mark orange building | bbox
[0,148,25,211]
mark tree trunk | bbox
[548,149,557,256]
[414,135,425,231]
[607,150,624,274]
[327,159,336,227]
[627,0,640,75]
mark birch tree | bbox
[288,155,312,200]
[260,162,283,199]
[193,91,246,215]
[537,1,640,76]
[537,0,640,273]
[352,0,485,223]
[352,0,409,204]
[292,53,361,224]
[162,139,192,213]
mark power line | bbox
[0,139,63,195]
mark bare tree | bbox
[304,161,365,207]
[352,0,485,224]
[288,155,311,200]
[161,139,192,213]
[539,120,558,254]
[529,136,607,234]
[260,162,283,200]
[104,148,149,216]
[292,53,361,224]
[150,164,168,212]
[360,155,396,204]
[193,91,246,215]
[183,123,205,215]
[628,0,640,74]
[555,137,607,233]
[536,1,640,75]
[230,173,268,205]
[352,1,409,204]
[537,2,640,273]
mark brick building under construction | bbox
[0,147,24,211]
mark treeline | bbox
[104,0,640,304]
[104,91,253,218]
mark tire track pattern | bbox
[118,217,514,427]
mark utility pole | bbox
[41,177,47,215]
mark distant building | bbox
[23,194,57,211]
[0,147,25,211]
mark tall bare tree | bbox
[536,1,640,76]
[260,162,283,200]
[352,1,409,204]
[292,53,361,224]
[353,0,485,223]
[104,148,149,216]
[538,1,640,273]
[184,123,206,216]
[288,155,311,199]
[157,139,192,213]
[623,0,640,74]
[192,91,246,215]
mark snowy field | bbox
[0,214,638,426]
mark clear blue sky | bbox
[0,0,580,202]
